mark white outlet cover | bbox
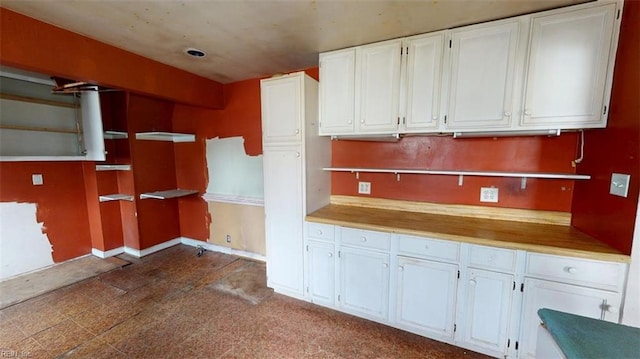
[358,181,371,195]
[610,173,630,198]
[480,187,499,203]
[32,174,43,186]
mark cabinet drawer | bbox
[340,227,390,251]
[307,222,335,241]
[526,253,626,291]
[468,245,517,272]
[397,235,459,262]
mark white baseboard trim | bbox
[91,247,125,258]
[123,238,182,258]
[180,237,266,262]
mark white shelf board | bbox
[99,194,134,202]
[323,167,591,180]
[139,189,199,200]
[96,164,131,171]
[135,132,195,143]
[103,130,128,139]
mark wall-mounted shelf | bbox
[103,130,128,139]
[99,194,134,202]
[96,164,131,171]
[323,167,591,189]
[135,132,195,143]
[139,189,199,200]
[0,124,78,135]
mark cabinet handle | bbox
[360,120,365,124]
[361,236,367,242]
[383,263,389,268]
[469,279,477,286]
[398,266,404,271]
[296,152,300,158]
[432,116,438,121]
[424,245,429,250]
[524,109,532,116]
[565,266,578,274]
[348,120,352,124]
[295,129,300,134]
[504,111,512,117]
[317,230,323,235]
[328,252,333,258]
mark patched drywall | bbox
[0,202,54,280]
[209,201,265,256]
[205,136,263,201]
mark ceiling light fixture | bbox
[185,48,206,58]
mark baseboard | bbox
[91,247,125,258]
[180,237,266,262]
[123,238,182,258]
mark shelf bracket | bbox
[395,173,401,181]
[521,177,527,190]
[354,171,360,180]
[458,175,464,186]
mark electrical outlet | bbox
[610,173,631,198]
[480,187,499,203]
[32,174,43,186]
[226,234,231,243]
[358,182,371,194]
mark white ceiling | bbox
[1,0,589,84]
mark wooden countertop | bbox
[306,204,629,263]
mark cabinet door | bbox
[396,257,458,340]
[521,4,616,129]
[263,146,303,296]
[306,240,335,307]
[403,33,445,133]
[319,48,356,135]
[356,40,402,133]
[446,20,521,130]
[460,269,513,356]
[261,75,302,144]
[520,278,621,359]
[339,247,390,320]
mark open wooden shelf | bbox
[0,124,78,134]
[139,189,198,200]
[103,130,128,139]
[135,132,195,143]
[99,194,134,202]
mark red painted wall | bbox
[572,1,640,255]
[0,8,223,109]
[0,162,93,262]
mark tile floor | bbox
[0,245,491,358]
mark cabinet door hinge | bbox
[513,281,516,291]
[507,339,511,348]
[397,117,401,125]
[401,47,403,55]
[306,286,309,293]
[338,251,341,258]
[603,105,607,115]
[453,324,457,332]
[520,283,524,292]
[338,294,341,302]
[444,115,447,124]
[306,244,309,251]
[449,39,452,48]
[617,9,621,19]
[457,270,460,279]
[405,46,409,55]
[515,341,519,350]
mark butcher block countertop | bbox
[306,204,629,263]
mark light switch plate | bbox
[610,173,630,198]
[358,182,371,195]
[32,174,43,186]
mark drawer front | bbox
[526,253,626,291]
[307,222,335,241]
[340,227,390,251]
[468,244,516,272]
[397,234,459,262]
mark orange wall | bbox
[0,162,93,262]
[572,0,640,255]
[0,8,223,109]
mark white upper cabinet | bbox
[445,19,523,131]
[356,39,403,133]
[318,48,356,135]
[403,32,446,133]
[261,74,303,144]
[521,3,617,129]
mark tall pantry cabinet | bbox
[260,72,331,298]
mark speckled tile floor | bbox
[0,245,491,358]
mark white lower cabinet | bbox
[395,256,458,341]
[519,278,622,359]
[302,223,627,359]
[459,268,514,356]
[338,246,390,321]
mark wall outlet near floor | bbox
[358,181,371,195]
[610,173,631,198]
[480,187,499,203]
[226,234,231,243]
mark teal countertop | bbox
[538,308,640,359]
